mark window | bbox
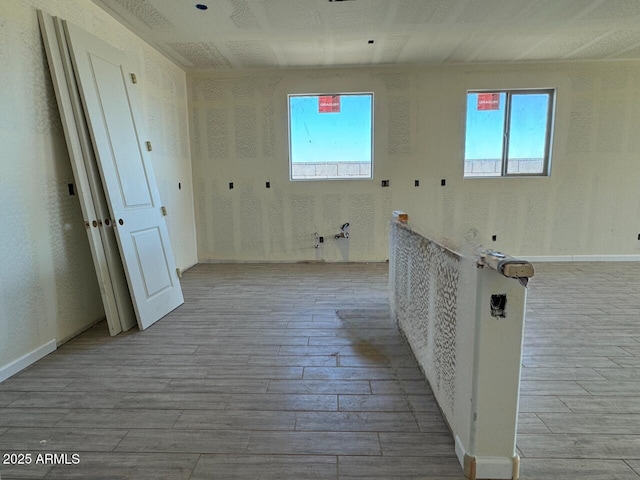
[288,93,373,180]
[464,89,554,177]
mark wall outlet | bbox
[381,180,390,187]
[229,182,234,189]
[441,179,446,186]
[490,294,507,318]
[492,235,497,241]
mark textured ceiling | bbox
[93,0,640,70]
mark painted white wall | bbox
[0,0,196,373]
[189,62,640,262]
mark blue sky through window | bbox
[465,92,549,160]
[289,94,372,164]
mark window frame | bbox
[464,88,555,178]
[287,92,375,182]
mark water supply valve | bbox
[335,222,350,239]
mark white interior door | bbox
[38,11,127,336]
[63,21,183,330]
[52,14,137,334]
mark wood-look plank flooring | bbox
[518,262,640,479]
[0,262,639,479]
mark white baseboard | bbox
[521,255,640,263]
[455,435,518,480]
[0,340,57,383]
[454,435,467,471]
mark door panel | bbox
[63,20,183,330]
[130,227,173,298]
[88,54,154,208]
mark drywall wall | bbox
[0,0,196,374]
[189,62,640,262]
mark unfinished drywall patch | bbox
[239,183,265,257]
[108,0,173,29]
[234,105,258,157]
[569,68,595,92]
[290,194,316,253]
[262,102,276,157]
[519,191,551,253]
[379,36,410,64]
[266,191,286,256]
[574,30,640,59]
[388,96,412,153]
[322,194,342,230]
[207,108,230,158]
[462,192,491,241]
[195,179,213,259]
[227,40,278,68]
[373,72,411,91]
[264,1,321,31]
[347,193,377,255]
[433,251,458,413]
[211,188,237,258]
[193,77,229,103]
[567,94,594,153]
[169,42,232,69]
[493,192,520,246]
[597,93,626,152]
[551,181,589,253]
[229,0,260,30]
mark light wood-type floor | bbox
[0,262,639,479]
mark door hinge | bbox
[161,206,168,216]
[130,73,137,84]
[145,141,152,151]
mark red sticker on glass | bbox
[477,93,500,110]
[319,95,341,113]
